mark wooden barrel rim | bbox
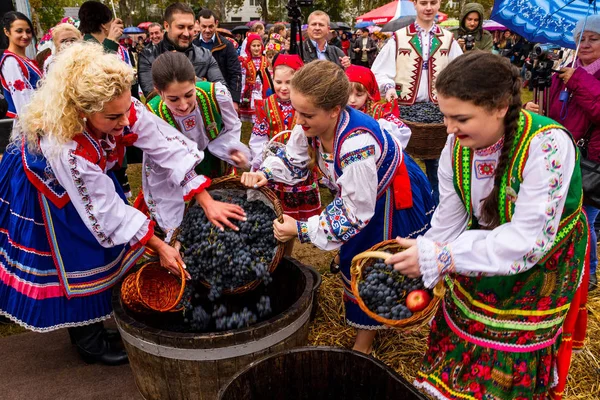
[218,346,427,399]
[112,257,314,350]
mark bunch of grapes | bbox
[400,103,444,124]
[358,262,426,320]
[255,295,272,318]
[179,194,278,299]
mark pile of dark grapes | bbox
[179,193,277,299]
[358,262,426,320]
[400,103,444,124]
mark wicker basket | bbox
[121,261,186,314]
[261,130,293,161]
[350,239,444,330]
[402,120,447,160]
[170,175,285,295]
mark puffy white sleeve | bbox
[1,57,36,116]
[129,98,209,198]
[371,38,397,96]
[206,82,250,165]
[418,129,576,288]
[43,139,154,248]
[249,111,270,170]
[297,131,379,251]
[448,38,464,61]
[378,113,411,150]
[260,124,311,185]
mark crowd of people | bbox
[0,0,597,399]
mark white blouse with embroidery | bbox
[261,121,401,251]
[418,129,576,288]
[43,98,207,248]
[1,55,41,117]
[171,82,249,164]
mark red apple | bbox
[406,290,431,312]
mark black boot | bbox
[589,273,598,292]
[68,322,128,366]
[69,327,121,344]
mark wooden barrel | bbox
[218,346,428,400]
[112,257,314,400]
[300,264,322,321]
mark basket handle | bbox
[351,250,394,264]
[267,130,293,145]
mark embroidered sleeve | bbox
[378,114,412,150]
[249,114,269,170]
[128,98,209,198]
[417,236,455,288]
[45,140,152,248]
[371,39,397,96]
[1,57,35,116]
[303,133,378,250]
[207,82,250,166]
[437,129,576,277]
[260,125,311,185]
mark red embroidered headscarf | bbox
[273,54,304,72]
[345,65,381,102]
[245,34,264,58]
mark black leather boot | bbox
[68,327,121,345]
[68,322,128,366]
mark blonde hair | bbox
[250,23,264,33]
[51,23,82,48]
[19,42,133,152]
[291,60,349,111]
[307,10,330,26]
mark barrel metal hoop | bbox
[116,306,311,361]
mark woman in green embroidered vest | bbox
[386,52,589,400]
[136,52,250,239]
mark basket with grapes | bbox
[261,130,293,161]
[121,261,187,314]
[399,103,448,160]
[350,240,444,329]
[171,175,285,297]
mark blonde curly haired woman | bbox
[0,43,241,365]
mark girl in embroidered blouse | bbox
[241,60,432,354]
[239,34,272,122]
[249,54,321,255]
[0,42,233,365]
[0,12,42,118]
[385,52,589,400]
[140,52,249,237]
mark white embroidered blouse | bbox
[261,120,401,251]
[418,129,576,288]
[42,98,207,248]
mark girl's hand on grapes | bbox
[195,190,247,231]
[273,214,298,242]
[149,237,191,279]
[230,150,249,169]
[384,237,421,278]
[241,171,268,188]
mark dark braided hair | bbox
[435,51,522,229]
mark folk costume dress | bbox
[239,34,272,122]
[250,94,321,221]
[260,107,432,329]
[413,111,589,400]
[142,81,248,239]
[0,50,42,118]
[0,98,209,331]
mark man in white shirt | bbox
[371,0,462,204]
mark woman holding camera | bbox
[525,15,600,291]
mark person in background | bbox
[43,22,82,74]
[136,36,145,53]
[340,32,351,56]
[372,0,462,205]
[147,22,163,47]
[239,34,272,122]
[193,20,201,41]
[194,9,242,111]
[138,2,224,98]
[496,30,514,57]
[453,2,493,52]
[525,15,600,291]
[240,22,265,56]
[329,30,342,49]
[0,11,41,119]
[352,28,376,67]
[302,10,350,68]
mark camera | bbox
[460,34,475,51]
[533,43,562,61]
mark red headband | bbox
[345,65,381,102]
[273,54,304,71]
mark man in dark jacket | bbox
[194,9,242,110]
[453,2,493,52]
[352,28,377,67]
[302,10,350,68]
[138,3,224,97]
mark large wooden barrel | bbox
[113,257,314,400]
[219,346,428,400]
